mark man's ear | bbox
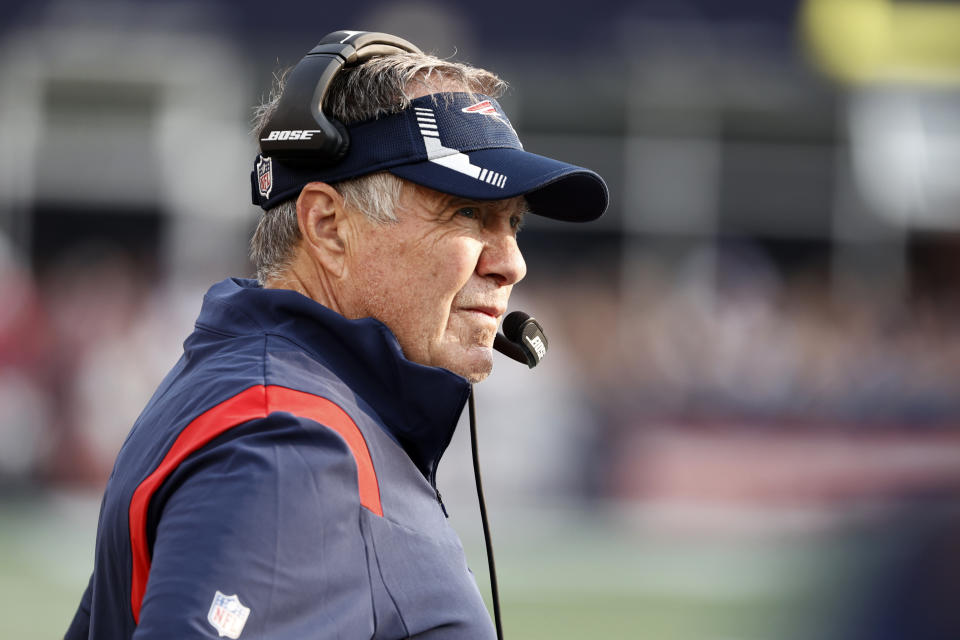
[296,182,349,276]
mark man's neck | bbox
[263,253,344,315]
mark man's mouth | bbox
[463,305,504,319]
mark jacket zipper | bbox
[427,384,469,520]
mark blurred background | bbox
[2,0,960,638]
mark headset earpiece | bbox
[259,31,422,164]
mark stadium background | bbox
[2,0,960,637]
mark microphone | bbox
[493,311,548,368]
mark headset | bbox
[259,30,421,164]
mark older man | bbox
[66,31,606,639]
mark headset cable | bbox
[468,385,504,640]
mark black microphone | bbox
[493,311,548,368]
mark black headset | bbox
[259,30,421,164]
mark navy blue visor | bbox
[251,92,608,222]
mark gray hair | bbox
[250,51,507,284]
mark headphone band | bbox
[259,30,422,163]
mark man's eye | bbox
[456,207,478,219]
[510,215,524,230]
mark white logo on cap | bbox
[524,334,546,359]
[415,107,507,189]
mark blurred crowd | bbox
[550,245,960,426]
[534,241,960,506]
[0,233,196,488]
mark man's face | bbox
[342,183,527,383]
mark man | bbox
[66,31,606,639]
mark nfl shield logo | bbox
[256,156,273,199]
[207,590,251,638]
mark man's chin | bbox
[442,345,494,383]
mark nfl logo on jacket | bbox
[207,591,250,638]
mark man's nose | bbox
[478,230,527,287]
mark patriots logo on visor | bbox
[462,100,510,126]
[462,100,498,115]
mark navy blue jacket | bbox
[66,278,495,639]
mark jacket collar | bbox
[197,277,471,481]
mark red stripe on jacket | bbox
[127,384,382,623]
